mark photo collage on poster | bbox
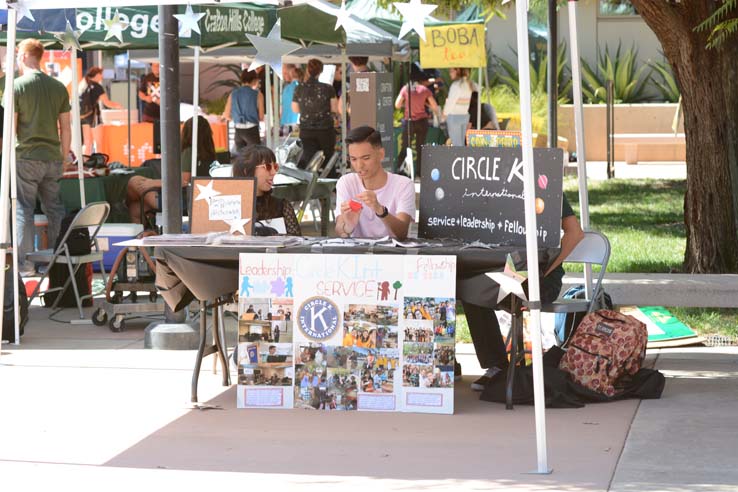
[237,253,457,414]
[236,298,296,409]
[402,297,456,390]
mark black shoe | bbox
[454,361,462,381]
[470,367,503,391]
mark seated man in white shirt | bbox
[335,126,416,240]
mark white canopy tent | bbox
[0,0,594,474]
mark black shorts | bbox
[81,115,99,128]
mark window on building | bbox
[599,0,638,17]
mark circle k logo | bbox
[298,296,340,341]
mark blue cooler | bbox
[94,224,144,273]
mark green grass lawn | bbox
[454,177,738,343]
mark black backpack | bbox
[42,213,93,308]
[2,260,29,342]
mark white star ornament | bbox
[173,4,206,38]
[194,180,222,202]
[9,1,35,24]
[104,10,129,43]
[225,218,251,235]
[393,0,437,42]
[53,21,82,52]
[246,20,301,79]
[333,0,351,32]
[486,254,528,304]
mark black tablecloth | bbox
[155,241,560,312]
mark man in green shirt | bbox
[13,39,71,275]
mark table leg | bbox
[505,296,523,410]
[214,304,231,386]
[191,301,208,403]
[319,196,330,236]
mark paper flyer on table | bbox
[237,253,457,414]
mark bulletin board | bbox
[190,177,257,235]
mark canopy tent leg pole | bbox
[265,66,273,150]
[547,0,558,148]
[127,50,132,169]
[568,0,593,295]
[273,70,280,147]
[341,49,347,174]
[515,0,550,474]
[159,4,183,235]
[191,47,200,177]
[1,8,19,347]
[10,136,21,342]
[477,68,482,130]
[71,50,86,208]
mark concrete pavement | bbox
[2,303,736,491]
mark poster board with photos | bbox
[418,146,564,248]
[237,253,457,414]
[190,177,257,235]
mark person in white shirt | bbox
[443,67,478,146]
[335,126,416,240]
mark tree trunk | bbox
[630,0,738,273]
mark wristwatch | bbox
[376,206,389,218]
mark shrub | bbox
[648,59,680,103]
[580,43,652,103]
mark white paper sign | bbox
[209,195,242,221]
[244,387,284,407]
[262,217,287,234]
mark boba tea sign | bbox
[419,147,564,248]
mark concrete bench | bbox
[613,133,686,164]
[562,273,738,308]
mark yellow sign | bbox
[420,23,486,68]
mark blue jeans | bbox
[446,114,470,146]
[16,159,66,262]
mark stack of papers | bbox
[214,235,303,247]
[142,233,215,246]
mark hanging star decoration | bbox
[9,0,35,24]
[173,4,206,38]
[225,218,251,235]
[333,0,351,32]
[53,20,82,53]
[104,10,129,44]
[246,19,301,79]
[393,0,437,42]
[194,180,222,202]
[486,254,528,304]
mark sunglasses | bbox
[256,162,280,172]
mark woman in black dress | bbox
[292,59,338,174]
[79,66,122,154]
[232,145,301,236]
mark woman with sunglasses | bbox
[232,145,301,236]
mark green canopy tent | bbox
[1,4,278,174]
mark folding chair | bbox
[504,230,610,408]
[307,153,340,230]
[305,151,325,174]
[27,202,110,321]
[540,230,611,342]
